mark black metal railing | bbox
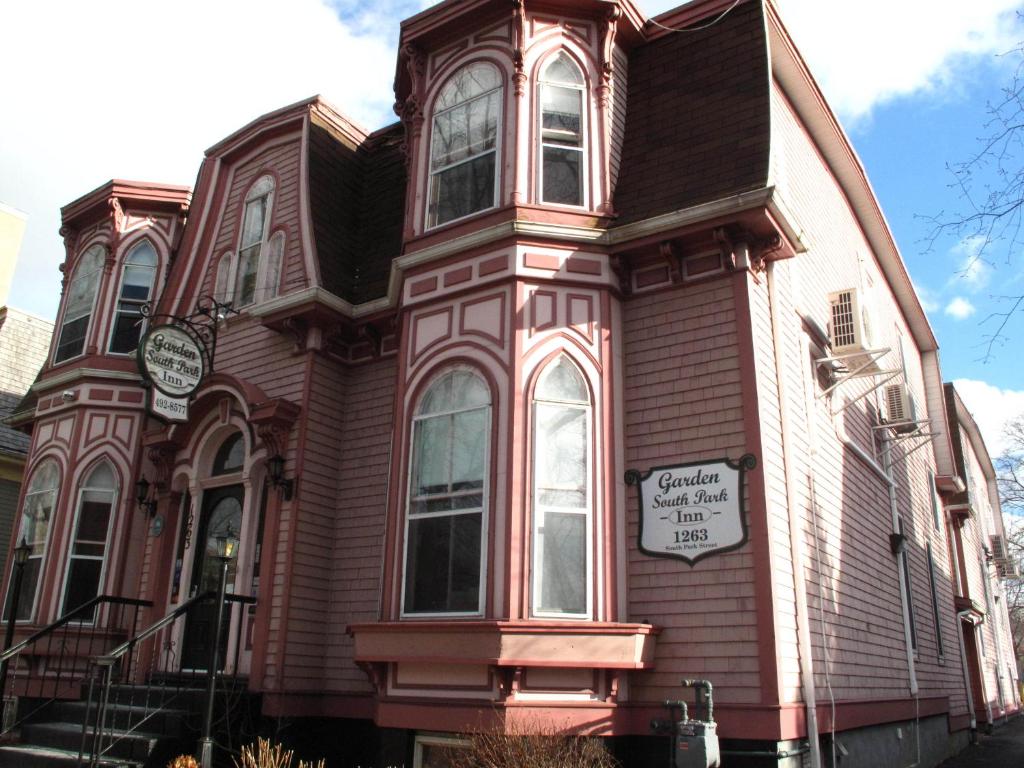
[79,590,255,767]
[0,595,151,736]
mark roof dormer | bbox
[393,0,645,244]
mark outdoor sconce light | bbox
[267,454,294,501]
[135,477,158,517]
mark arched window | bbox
[532,356,591,616]
[109,239,158,354]
[427,62,502,228]
[235,175,275,307]
[61,462,117,618]
[55,245,105,362]
[5,460,60,621]
[212,432,245,475]
[538,52,586,206]
[403,369,490,615]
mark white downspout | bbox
[879,435,919,697]
[765,260,822,768]
[956,610,978,733]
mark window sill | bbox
[348,619,659,669]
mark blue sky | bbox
[1,0,1022,454]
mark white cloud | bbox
[945,297,976,319]
[0,0,412,320]
[951,379,1024,457]
[639,0,1024,123]
[949,235,993,290]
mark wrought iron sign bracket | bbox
[141,296,239,375]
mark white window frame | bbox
[108,238,158,355]
[413,734,470,768]
[54,244,106,364]
[233,175,275,308]
[58,461,118,623]
[6,459,60,623]
[401,369,491,618]
[531,356,593,619]
[537,51,588,209]
[426,61,503,230]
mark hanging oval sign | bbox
[138,324,206,397]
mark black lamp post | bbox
[0,538,32,709]
[198,530,238,768]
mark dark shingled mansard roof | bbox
[308,117,407,305]
[612,0,771,224]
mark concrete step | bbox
[0,742,141,767]
[21,721,162,763]
[48,700,190,736]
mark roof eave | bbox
[764,0,938,353]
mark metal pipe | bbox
[0,556,27,704]
[955,610,980,734]
[724,745,811,765]
[766,261,822,768]
[198,556,230,768]
[682,679,714,722]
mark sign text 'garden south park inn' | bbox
[626,454,756,565]
[137,324,206,422]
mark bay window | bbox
[538,52,585,206]
[532,356,591,617]
[109,239,158,353]
[403,369,490,615]
[55,244,105,362]
[427,62,502,228]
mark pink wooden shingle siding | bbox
[326,358,397,692]
[768,82,968,717]
[622,278,762,705]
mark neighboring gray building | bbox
[0,204,54,575]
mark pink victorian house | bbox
[1,1,1018,767]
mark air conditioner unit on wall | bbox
[884,382,918,433]
[828,288,880,372]
[991,534,1008,562]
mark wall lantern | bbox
[12,537,30,567]
[135,477,158,517]
[267,454,294,501]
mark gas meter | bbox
[651,679,720,768]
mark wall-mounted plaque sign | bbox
[151,389,189,423]
[626,454,756,565]
[138,324,206,398]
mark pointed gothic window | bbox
[109,239,158,354]
[539,52,585,206]
[532,356,591,616]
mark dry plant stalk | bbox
[444,721,619,768]
[233,738,326,768]
[167,757,199,768]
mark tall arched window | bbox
[538,52,586,206]
[427,62,502,228]
[403,369,490,615]
[235,175,275,307]
[5,460,60,621]
[532,356,591,617]
[61,462,117,618]
[109,239,158,354]
[55,245,105,362]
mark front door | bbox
[181,484,243,671]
